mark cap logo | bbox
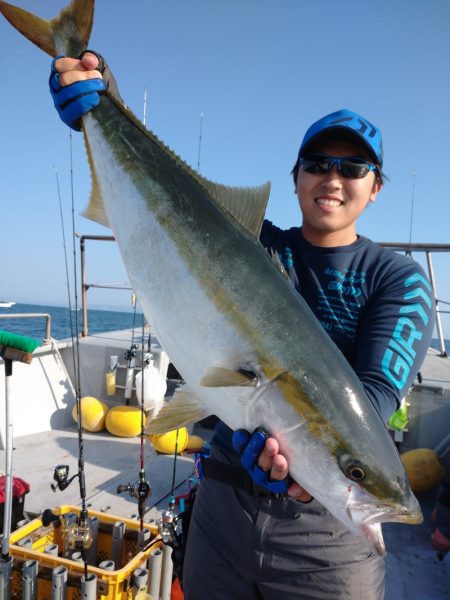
[330,116,377,138]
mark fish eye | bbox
[339,454,366,482]
[345,463,366,481]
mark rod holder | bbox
[81,573,97,599]
[71,551,84,563]
[133,567,149,595]
[0,555,13,600]
[111,521,125,568]
[44,544,59,556]
[148,547,162,599]
[51,566,68,600]
[85,516,99,565]
[22,559,38,600]
[138,528,151,551]
[160,545,173,600]
[99,560,115,571]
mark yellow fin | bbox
[200,367,257,387]
[145,388,209,434]
[0,0,94,57]
[80,132,111,228]
[202,180,271,238]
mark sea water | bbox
[1,302,449,354]
[0,302,143,342]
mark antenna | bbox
[143,88,148,126]
[408,171,416,249]
[197,112,204,172]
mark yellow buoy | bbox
[401,448,445,492]
[105,405,145,438]
[149,428,189,454]
[72,396,109,432]
[185,434,205,452]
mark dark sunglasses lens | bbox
[301,156,374,178]
[301,157,331,175]
[340,160,370,179]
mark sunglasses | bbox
[299,153,379,179]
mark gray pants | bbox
[183,472,384,599]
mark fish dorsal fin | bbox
[145,386,210,434]
[200,367,257,387]
[80,130,111,228]
[202,179,271,238]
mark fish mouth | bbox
[346,485,423,556]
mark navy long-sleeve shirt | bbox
[213,221,435,453]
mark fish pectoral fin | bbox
[145,388,209,434]
[266,368,290,382]
[203,180,271,238]
[200,367,257,387]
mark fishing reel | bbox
[124,343,139,363]
[117,469,152,520]
[63,511,93,551]
[51,464,79,492]
[157,496,180,545]
[42,508,93,551]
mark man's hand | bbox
[49,51,107,130]
[232,428,313,501]
[257,434,313,501]
[55,52,103,86]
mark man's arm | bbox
[353,260,435,423]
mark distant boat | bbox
[0,301,15,308]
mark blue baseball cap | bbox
[298,109,383,168]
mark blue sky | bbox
[0,1,449,333]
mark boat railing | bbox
[79,236,450,354]
[379,242,450,357]
[0,313,52,343]
[80,234,132,337]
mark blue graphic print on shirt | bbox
[381,272,433,389]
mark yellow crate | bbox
[9,505,161,599]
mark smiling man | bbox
[187,110,435,599]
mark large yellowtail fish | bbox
[0,0,422,555]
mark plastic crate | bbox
[8,505,161,599]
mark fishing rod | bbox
[122,293,139,406]
[407,171,416,256]
[197,112,204,173]
[117,311,152,534]
[50,131,93,580]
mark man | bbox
[432,472,450,554]
[50,53,435,599]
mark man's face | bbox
[295,138,382,246]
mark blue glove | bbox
[232,428,289,494]
[49,54,107,131]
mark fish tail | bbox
[0,0,94,57]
